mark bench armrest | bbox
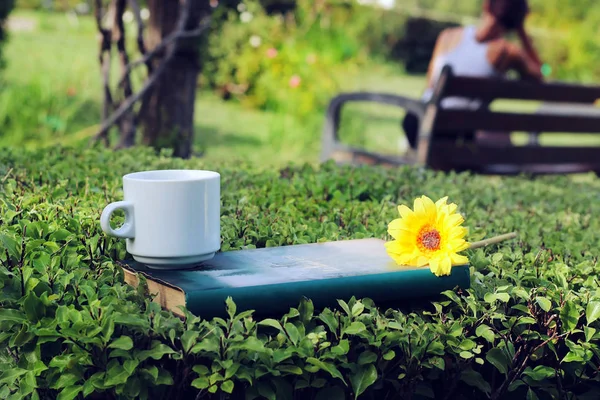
[321,92,426,162]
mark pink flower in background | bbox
[289,75,301,88]
[266,48,278,59]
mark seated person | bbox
[403,0,544,149]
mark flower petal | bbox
[450,253,469,265]
[397,204,413,219]
[435,196,448,208]
[438,256,452,276]
[413,197,425,215]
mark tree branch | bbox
[92,1,210,144]
[95,0,115,146]
[128,0,152,74]
[113,0,136,147]
[118,18,209,87]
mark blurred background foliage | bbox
[1,0,599,161]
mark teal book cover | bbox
[121,238,470,318]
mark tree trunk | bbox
[140,0,209,158]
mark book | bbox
[120,238,470,318]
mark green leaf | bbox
[496,293,510,303]
[192,365,210,375]
[337,299,351,316]
[224,363,240,380]
[584,326,596,342]
[190,337,219,354]
[23,292,46,322]
[508,380,526,392]
[526,388,540,400]
[343,321,366,336]
[56,386,83,400]
[560,300,580,332]
[486,348,509,375]
[430,357,445,370]
[315,386,346,400]
[104,366,131,387]
[228,336,265,353]
[180,330,199,354]
[349,364,377,400]
[0,309,26,323]
[459,339,476,351]
[0,368,28,385]
[156,369,174,386]
[258,318,284,332]
[49,228,73,242]
[221,380,234,394]
[382,350,395,361]
[0,233,19,260]
[30,361,48,376]
[586,301,600,325]
[351,302,364,317]
[124,360,139,375]
[358,351,377,365]
[257,382,276,400]
[299,298,314,323]
[191,377,209,389]
[319,309,339,335]
[306,358,347,385]
[225,297,236,319]
[484,293,498,303]
[331,339,350,356]
[51,373,80,390]
[284,322,300,346]
[475,325,495,344]
[536,297,552,312]
[524,366,555,381]
[278,365,303,375]
[136,341,177,361]
[108,336,134,351]
[562,351,583,363]
[460,369,491,395]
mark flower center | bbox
[417,226,441,251]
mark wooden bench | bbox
[321,66,600,175]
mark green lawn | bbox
[2,10,599,168]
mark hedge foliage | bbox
[2,147,600,399]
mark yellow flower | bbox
[385,195,469,277]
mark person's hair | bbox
[488,0,529,30]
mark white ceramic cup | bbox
[100,170,220,269]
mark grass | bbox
[2,9,600,168]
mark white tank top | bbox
[422,25,502,109]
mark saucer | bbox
[132,252,216,270]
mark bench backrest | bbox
[426,66,600,134]
[416,66,600,172]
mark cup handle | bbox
[100,201,135,239]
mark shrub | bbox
[2,146,600,399]
[202,0,405,117]
[393,17,459,74]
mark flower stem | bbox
[469,232,517,250]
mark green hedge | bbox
[2,147,600,399]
